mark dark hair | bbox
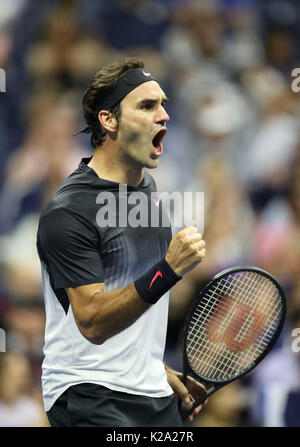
[82,57,144,149]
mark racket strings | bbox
[189,274,280,376]
[214,275,281,343]
[188,276,280,351]
[189,284,280,378]
[186,271,283,381]
[189,274,266,341]
[191,273,280,336]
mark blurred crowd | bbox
[0,0,300,427]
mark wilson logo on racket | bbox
[206,294,268,352]
[149,271,163,289]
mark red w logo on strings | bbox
[206,294,268,352]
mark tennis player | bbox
[37,57,207,427]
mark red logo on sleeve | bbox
[149,271,163,288]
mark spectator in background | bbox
[250,151,300,298]
[93,0,170,50]
[25,5,118,92]
[191,382,246,427]
[0,92,87,234]
[250,310,300,426]
[239,65,299,209]
[0,352,49,426]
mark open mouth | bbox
[151,128,167,157]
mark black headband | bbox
[74,67,157,135]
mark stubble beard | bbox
[119,129,158,170]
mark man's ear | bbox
[98,110,118,132]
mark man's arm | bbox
[68,226,206,345]
[68,282,150,344]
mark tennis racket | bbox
[180,266,286,421]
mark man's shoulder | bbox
[39,166,97,225]
[39,169,158,227]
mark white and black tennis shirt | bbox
[37,157,174,412]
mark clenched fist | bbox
[165,226,206,277]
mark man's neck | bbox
[88,142,143,188]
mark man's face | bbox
[116,80,170,169]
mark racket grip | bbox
[180,394,207,421]
[180,384,217,422]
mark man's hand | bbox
[164,365,207,423]
[165,226,206,277]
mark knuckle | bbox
[177,233,186,241]
[183,228,190,235]
[184,238,190,249]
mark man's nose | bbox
[156,106,170,125]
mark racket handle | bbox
[181,385,216,422]
[181,394,207,421]
[177,372,187,412]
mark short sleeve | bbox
[37,208,105,288]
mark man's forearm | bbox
[77,283,150,344]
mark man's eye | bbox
[141,103,153,110]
